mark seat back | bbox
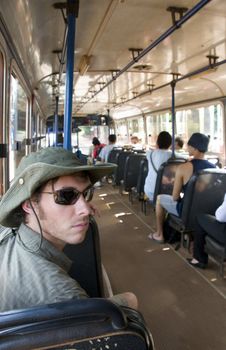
[64,216,104,297]
[0,299,154,350]
[205,236,226,277]
[136,158,148,197]
[152,158,186,206]
[122,153,146,192]
[114,151,133,185]
[107,148,123,184]
[182,169,226,230]
[169,169,226,233]
[107,148,122,164]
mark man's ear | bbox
[21,200,32,214]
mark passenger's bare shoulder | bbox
[177,161,193,173]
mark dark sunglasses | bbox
[42,185,94,205]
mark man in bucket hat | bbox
[0,147,138,312]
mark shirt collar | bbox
[17,223,72,272]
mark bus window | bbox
[146,113,172,147]
[9,74,28,181]
[72,125,109,155]
[176,103,224,156]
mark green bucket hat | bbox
[0,147,116,228]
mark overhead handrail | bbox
[77,0,212,112]
[112,58,226,108]
[58,25,68,85]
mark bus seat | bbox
[107,148,123,184]
[120,153,146,194]
[64,216,104,297]
[206,156,222,168]
[114,151,133,186]
[0,299,154,350]
[130,158,148,203]
[142,158,186,215]
[205,235,226,277]
[168,169,226,249]
[107,148,122,164]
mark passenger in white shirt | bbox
[130,136,143,151]
[144,131,172,201]
[175,136,184,151]
[215,193,226,222]
[99,134,117,163]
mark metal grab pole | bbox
[54,95,59,147]
[171,80,176,158]
[63,0,79,150]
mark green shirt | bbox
[0,223,88,312]
[0,223,129,312]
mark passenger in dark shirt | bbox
[187,195,226,269]
[149,133,216,243]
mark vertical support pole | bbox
[171,80,176,158]
[76,131,79,148]
[107,109,110,137]
[54,95,59,146]
[143,114,148,146]
[221,98,226,167]
[63,0,79,150]
[47,127,51,147]
[126,118,130,144]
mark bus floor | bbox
[93,183,226,350]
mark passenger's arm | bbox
[109,292,138,310]
[172,166,184,201]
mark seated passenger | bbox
[99,134,117,163]
[187,194,226,269]
[130,135,143,150]
[175,136,184,151]
[0,147,138,312]
[149,133,216,243]
[92,137,106,161]
[144,131,172,201]
[173,136,189,160]
[131,135,139,145]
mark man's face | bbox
[175,142,180,150]
[34,174,93,249]
[187,144,195,156]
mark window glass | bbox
[31,106,38,151]
[146,112,172,147]
[127,117,144,143]
[9,74,27,181]
[175,103,223,154]
[145,103,223,156]
[72,126,109,155]
[116,120,128,145]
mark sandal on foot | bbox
[148,233,164,244]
